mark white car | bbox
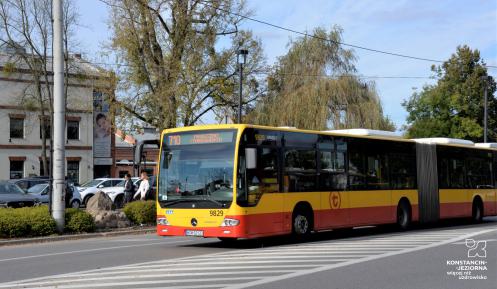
[100,177,140,208]
[77,178,123,206]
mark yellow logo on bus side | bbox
[329,192,341,209]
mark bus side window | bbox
[284,149,317,192]
[348,151,366,190]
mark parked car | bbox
[9,178,48,192]
[27,183,82,208]
[0,180,39,208]
[76,178,122,206]
[100,177,140,208]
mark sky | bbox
[74,0,497,131]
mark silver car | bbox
[27,183,82,208]
[0,181,39,208]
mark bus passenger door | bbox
[245,147,284,235]
[317,145,350,229]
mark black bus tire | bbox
[472,198,483,223]
[292,206,313,236]
[396,201,411,230]
[218,237,237,243]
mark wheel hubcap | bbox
[294,215,309,234]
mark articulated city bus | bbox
[155,124,497,240]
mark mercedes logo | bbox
[191,218,198,227]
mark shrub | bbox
[123,201,156,225]
[65,208,95,233]
[0,206,56,238]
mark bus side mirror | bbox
[245,148,257,170]
[162,152,172,169]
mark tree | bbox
[246,27,395,131]
[105,0,266,131]
[403,45,496,141]
[0,0,80,176]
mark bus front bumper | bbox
[156,224,245,238]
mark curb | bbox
[0,227,156,247]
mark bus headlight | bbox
[220,218,240,227]
[157,217,170,225]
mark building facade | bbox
[0,51,114,184]
[114,128,160,178]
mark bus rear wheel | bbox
[396,201,411,230]
[472,199,483,223]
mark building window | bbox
[10,160,24,179]
[67,161,79,184]
[39,159,51,177]
[10,118,24,139]
[67,121,79,140]
[39,120,51,139]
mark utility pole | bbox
[481,75,490,143]
[52,0,65,232]
[237,49,248,124]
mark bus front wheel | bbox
[292,208,313,236]
[396,201,411,230]
[218,237,237,243]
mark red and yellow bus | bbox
[156,124,497,240]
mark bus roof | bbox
[414,137,475,146]
[162,124,497,151]
[324,129,402,139]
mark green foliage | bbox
[246,27,395,131]
[108,0,266,130]
[403,45,496,141]
[123,201,156,225]
[64,208,95,233]
[0,206,56,238]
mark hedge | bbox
[65,208,95,233]
[123,201,156,225]
[0,206,97,238]
[0,206,56,238]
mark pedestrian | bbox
[133,171,150,201]
[123,173,134,204]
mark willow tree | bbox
[246,27,394,131]
[106,0,266,130]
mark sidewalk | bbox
[0,226,156,247]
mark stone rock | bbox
[86,191,113,214]
[86,191,131,229]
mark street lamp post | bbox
[237,49,248,124]
[481,75,491,143]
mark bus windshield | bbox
[158,130,236,208]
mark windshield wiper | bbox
[201,196,225,207]
[161,198,197,206]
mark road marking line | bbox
[169,254,373,262]
[225,228,497,289]
[47,265,320,279]
[133,284,238,289]
[4,226,493,289]
[13,270,295,287]
[0,244,230,286]
[13,277,260,289]
[0,240,191,263]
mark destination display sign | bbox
[167,131,234,146]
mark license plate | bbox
[185,230,204,237]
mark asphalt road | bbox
[1,217,496,289]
